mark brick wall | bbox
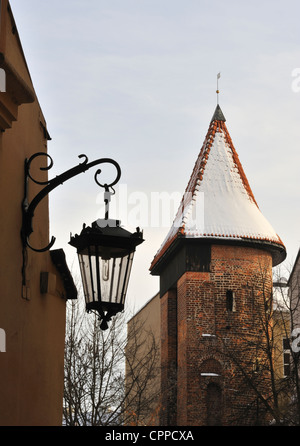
[161,243,273,425]
[160,288,177,425]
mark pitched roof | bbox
[150,105,286,271]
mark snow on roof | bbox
[150,105,286,271]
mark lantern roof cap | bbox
[69,219,144,255]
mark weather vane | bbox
[216,72,221,104]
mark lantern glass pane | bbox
[78,253,93,304]
[115,256,127,304]
[99,256,124,305]
[89,249,98,302]
[78,245,136,312]
[121,252,134,303]
[110,257,120,303]
[100,257,114,303]
[117,256,128,305]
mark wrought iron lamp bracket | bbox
[21,152,121,253]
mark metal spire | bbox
[216,72,221,104]
[210,73,226,122]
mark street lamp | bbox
[21,153,144,329]
[69,219,143,330]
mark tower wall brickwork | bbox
[160,244,273,426]
[160,288,177,425]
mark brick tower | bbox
[150,104,286,426]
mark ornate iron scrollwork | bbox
[21,153,121,252]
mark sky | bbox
[10,0,300,314]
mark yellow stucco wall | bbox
[0,1,69,426]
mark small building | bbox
[0,1,76,426]
[287,248,300,386]
[272,279,291,381]
[288,248,300,331]
[125,293,161,426]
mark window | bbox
[253,358,261,374]
[283,338,291,377]
[226,290,236,312]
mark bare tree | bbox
[63,298,160,426]
[125,314,161,426]
[210,262,300,425]
[272,263,300,425]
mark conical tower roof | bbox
[150,105,286,272]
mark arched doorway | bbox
[206,383,222,426]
